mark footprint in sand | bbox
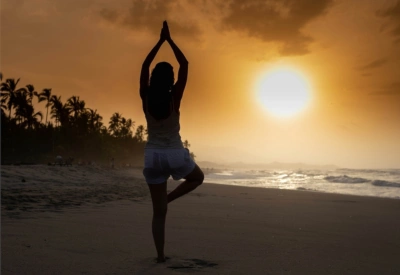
[167,258,218,271]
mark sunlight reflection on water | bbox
[205,169,400,199]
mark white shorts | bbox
[143,148,196,184]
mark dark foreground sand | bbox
[2,165,400,274]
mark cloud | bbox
[377,1,400,43]
[389,81,400,88]
[219,0,334,56]
[99,0,334,55]
[99,8,119,23]
[100,0,201,39]
[369,81,400,96]
[357,58,388,71]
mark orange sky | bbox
[1,0,400,168]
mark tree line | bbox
[1,72,195,165]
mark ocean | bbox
[205,168,400,199]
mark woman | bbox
[140,21,204,263]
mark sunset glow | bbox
[2,2,400,272]
[1,0,400,168]
[256,68,311,117]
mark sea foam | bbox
[371,180,400,188]
[324,175,369,183]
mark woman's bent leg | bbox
[167,165,204,203]
[148,182,168,262]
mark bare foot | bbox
[156,256,170,263]
[157,257,165,263]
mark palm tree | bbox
[0,78,23,118]
[13,89,30,125]
[134,125,146,142]
[67,96,86,121]
[24,84,37,105]
[183,139,196,160]
[183,139,191,149]
[108,112,122,137]
[58,103,71,128]
[87,108,103,132]
[50,95,62,126]
[38,88,52,125]
[19,104,43,129]
[1,98,7,118]
[120,118,134,138]
[50,95,71,127]
[77,101,86,116]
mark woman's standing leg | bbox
[148,182,168,262]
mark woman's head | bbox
[147,62,174,120]
[149,62,174,90]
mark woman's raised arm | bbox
[140,31,165,99]
[163,21,188,100]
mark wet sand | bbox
[2,165,400,274]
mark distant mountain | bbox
[194,145,264,164]
[195,145,339,170]
[197,160,339,170]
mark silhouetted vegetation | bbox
[1,73,195,166]
[0,74,139,165]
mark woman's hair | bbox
[147,62,175,120]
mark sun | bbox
[255,68,312,117]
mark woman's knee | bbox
[185,165,204,184]
[193,168,204,185]
[192,170,204,187]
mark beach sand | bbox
[2,165,400,274]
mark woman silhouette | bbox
[140,21,204,263]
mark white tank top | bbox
[144,99,184,149]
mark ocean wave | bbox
[324,175,369,184]
[371,180,400,188]
[210,171,259,180]
[337,168,400,176]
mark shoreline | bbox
[204,181,400,200]
[2,180,398,219]
[1,165,399,219]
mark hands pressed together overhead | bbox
[140,20,188,102]
[160,21,171,42]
